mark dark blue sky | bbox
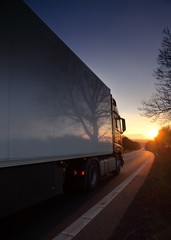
[24,0,171,139]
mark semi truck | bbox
[0,0,126,218]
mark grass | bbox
[111,150,171,240]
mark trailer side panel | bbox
[0,0,113,167]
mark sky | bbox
[24,0,171,140]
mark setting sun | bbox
[148,129,158,139]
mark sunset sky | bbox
[24,0,171,140]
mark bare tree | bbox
[139,28,171,123]
[40,56,111,144]
[54,65,111,142]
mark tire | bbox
[86,160,99,191]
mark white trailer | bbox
[0,0,126,218]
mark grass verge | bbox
[111,150,171,240]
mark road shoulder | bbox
[110,152,171,240]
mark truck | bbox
[0,0,126,218]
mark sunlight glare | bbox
[149,129,158,139]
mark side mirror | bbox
[121,118,126,132]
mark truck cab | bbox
[112,98,126,164]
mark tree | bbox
[145,140,156,153]
[122,136,141,151]
[41,60,111,143]
[156,126,171,149]
[55,71,111,142]
[145,126,171,154]
[139,28,171,124]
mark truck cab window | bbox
[116,119,121,132]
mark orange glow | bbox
[122,114,160,140]
[148,129,158,139]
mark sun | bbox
[148,129,158,139]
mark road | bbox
[0,149,154,240]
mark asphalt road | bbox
[0,149,154,240]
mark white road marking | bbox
[52,153,152,240]
[124,149,143,160]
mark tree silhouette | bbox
[52,60,111,143]
[156,126,171,149]
[122,136,141,151]
[139,28,171,124]
[145,140,156,153]
[145,126,171,154]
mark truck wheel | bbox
[87,160,99,191]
